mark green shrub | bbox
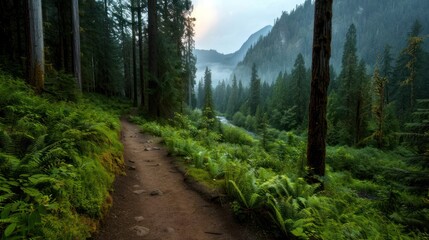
[221,125,255,146]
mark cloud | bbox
[192,0,306,53]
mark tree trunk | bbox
[131,0,138,107]
[148,0,159,117]
[306,0,333,188]
[27,0,44,93]
[138,0,146,111]
[119,2,131,98]
[71,0,82,91]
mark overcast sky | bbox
[192,0,307,53]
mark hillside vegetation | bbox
[0,72,127,239]
[131,112,429,239]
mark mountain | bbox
[194,25,272,84]
[233,0,429,84]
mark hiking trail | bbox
[96,119,256,240]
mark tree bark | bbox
[71,0,82,91]
[306,0,333,188]
[27,0,44,93]
[148,0,159,117]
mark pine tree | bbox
[289,53,309,128]
[392,20,427,123]
[402,22,424,111]
[337,24,358,131]
[381,45,394,103]
[371,66,388,148]
[202,67,215,129]
[334,24,370,145]
[269,72,289,130]
[226,75,239,117]
[238,80,245,108]
[197,79,204,109]
[249,63,261,116]
[353,60,370,145]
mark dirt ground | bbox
[95,119,259,240]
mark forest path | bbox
[96,119,252,240]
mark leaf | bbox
[1,205,11,219]
[28,211,41,229]
[291,227,307,238]
[4,222,17,237]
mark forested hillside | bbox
[234,0,429,83]
[194,25,272,84]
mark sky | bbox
[192,0,307,54]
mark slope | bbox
[233,0,429,84]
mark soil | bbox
[95,119,259,240]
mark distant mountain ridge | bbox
[233,0,429,84]
[194,25,272,84]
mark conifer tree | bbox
[334,24,370,145]
[197,79,204,109]
[249,63,261,116]
[337,24,358,132]
[226,75,239,117]
[371,66,388,148]
[289,53,309,128]
[354,60,371,145]
[202,67,215,129]
[381,45,394,103]
[392,20,427,123]
[269,72,288,129]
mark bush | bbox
[221,125,255,146]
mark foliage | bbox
[132,112,428,239]
[44,70,81,102]
[0,72,126,239]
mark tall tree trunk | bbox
[148,0,159,117]
[71,0,82,91]
[27,0,44,93]
[131,0,138,106]
[119,2,130,98]
[306,0,333,188]
[138,0,146,110]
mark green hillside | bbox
[234,0,429,83]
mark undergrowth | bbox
[0,72,128,239]
[131,111,429,239]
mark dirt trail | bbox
[96,119,255,240]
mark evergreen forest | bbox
[0,0,428,239]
